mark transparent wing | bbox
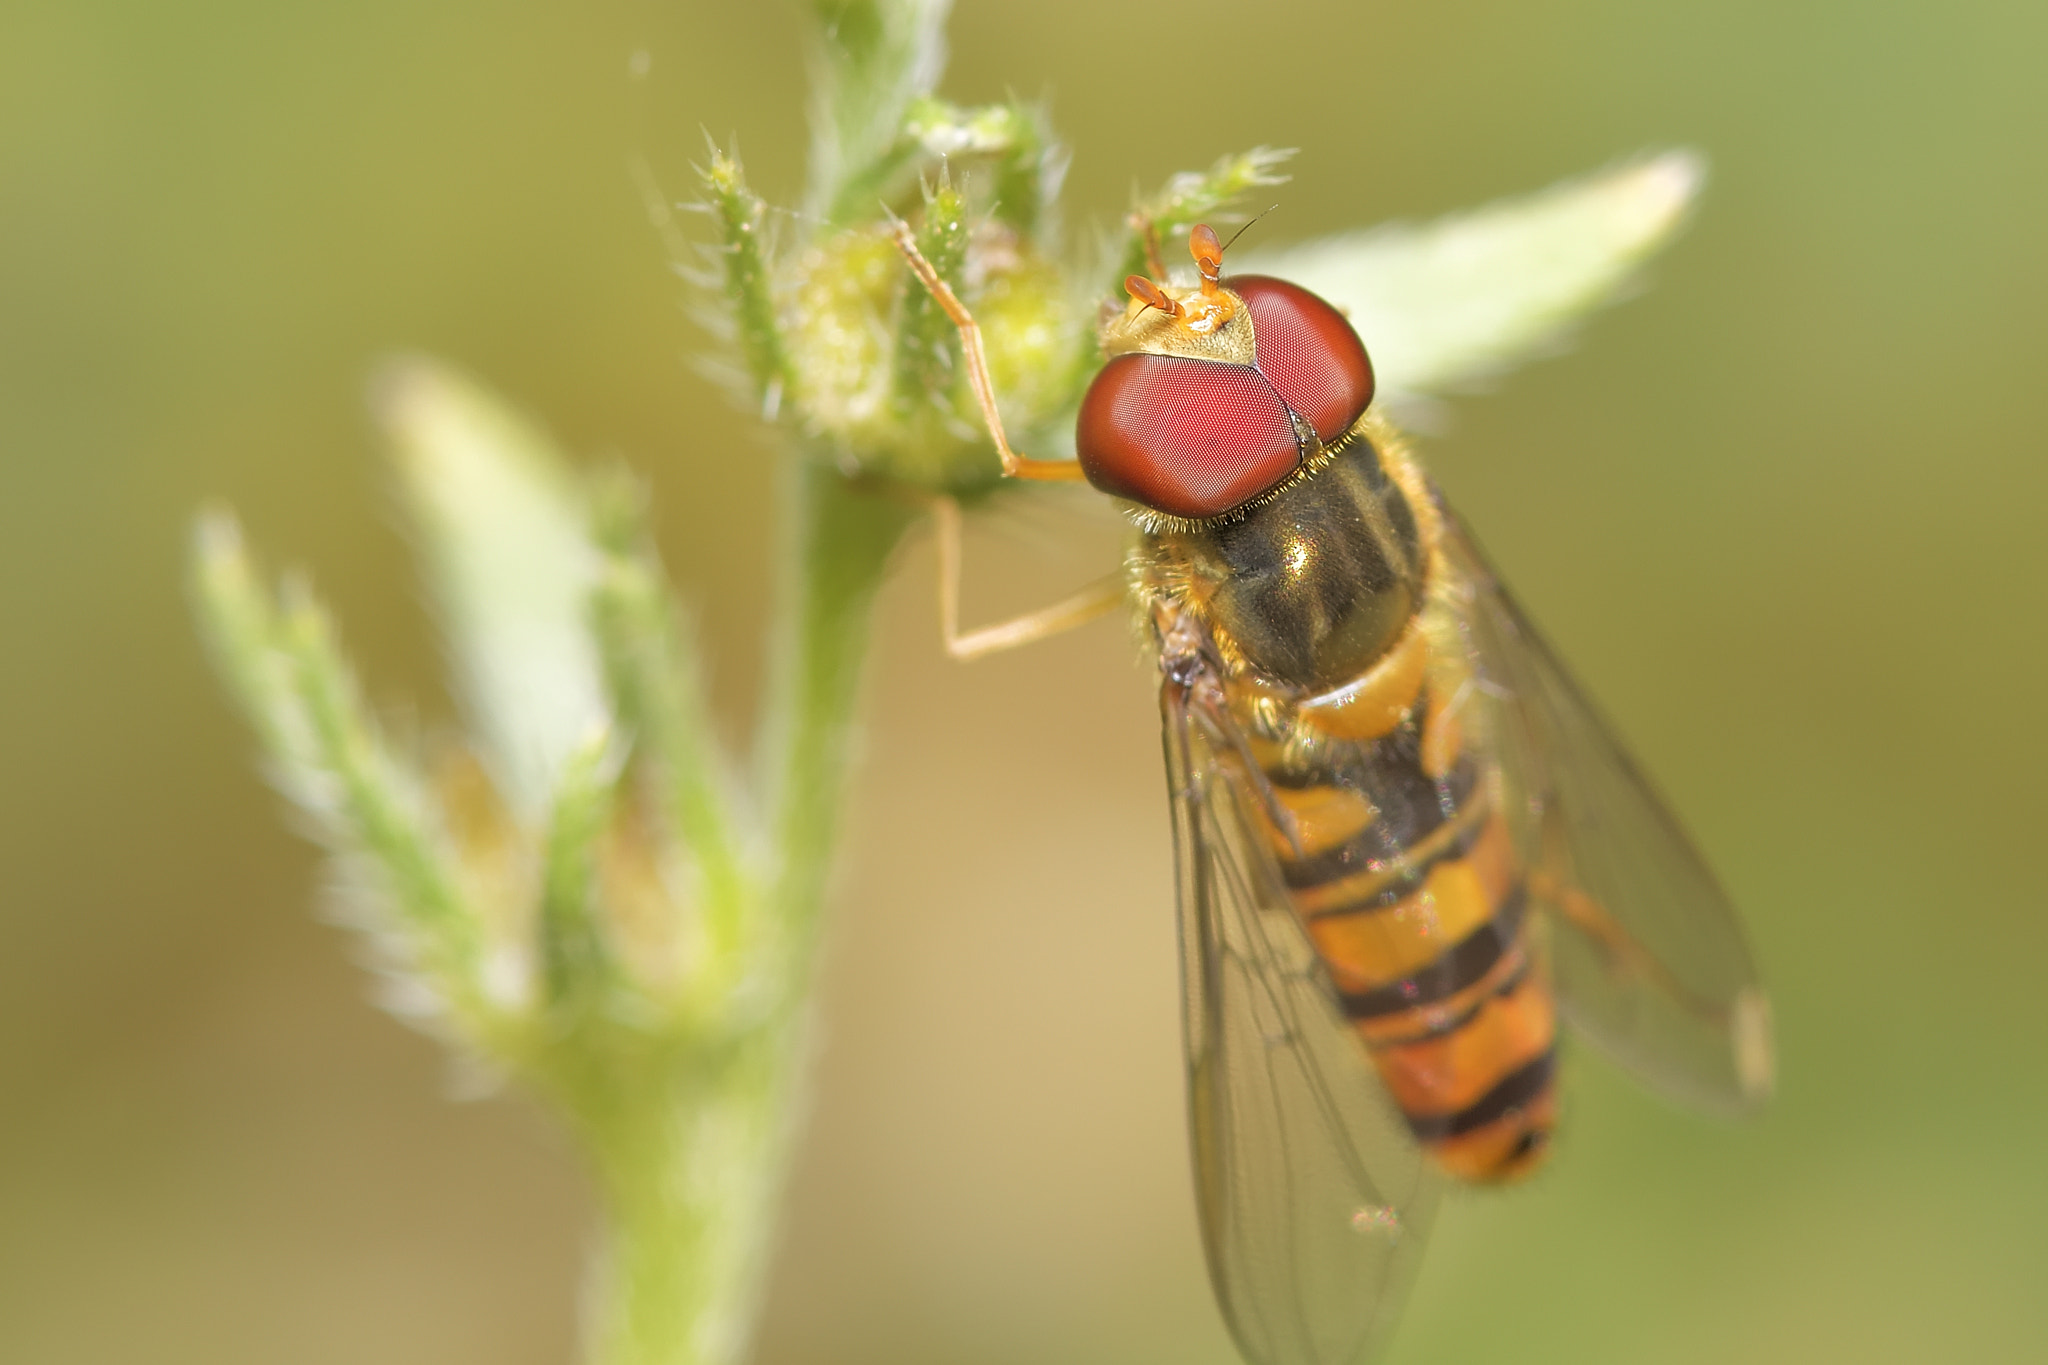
[1164,675,1442,1365]
[1436,508,1775,1116]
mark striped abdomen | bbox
[1254,693,1558,1183]
[1143,419,1557,1181]
[1269,695,1556,1186]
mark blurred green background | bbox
[5,0,2046,1361]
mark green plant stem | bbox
[759,458,919,965]
[574,1035,781,1365]
[577,458,914,1365]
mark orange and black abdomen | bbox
[1264,712,1556,1181]
[1142,424,1558,1182]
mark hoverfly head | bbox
[1078,224,1376,521]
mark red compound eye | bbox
[1231,275,1375,443]
[1076,354,1302,519]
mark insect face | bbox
[1076,226,1376,521]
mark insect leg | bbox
[1157,628,1308,860]
[1525,851,1726,1029]
[887,220,1088,484]
[931,495,1124,660]
[1529,859,1777,1100]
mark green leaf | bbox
[375,357,611,821]
[270,578,481,996]
[702,148,796,416]
[828,96,1060,232]
[1118,146,1294,286]
[194,515,484,1009]
[916,98,1059,234]
[891,169,969,409]
[1236,151,1705,418]
[588,472,748,952]
[190,510,313,777]
[804,0,952,220]
[537,726,622,1010]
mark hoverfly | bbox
[891,213,1773,1365]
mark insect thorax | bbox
[1133,414,1433,696]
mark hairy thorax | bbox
[1132,413,1450,710]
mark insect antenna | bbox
[1221,204,1281,255]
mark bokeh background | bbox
[6,0,2046,1361]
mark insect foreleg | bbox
[931,495,1125,661]
[887,220,1088,484]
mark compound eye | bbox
[1077,355,1302,519]
[1231,276,1375,442]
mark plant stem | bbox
[577,457,914,1365]
[759,458,919,965]
[577,1036,781,1365]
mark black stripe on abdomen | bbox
[1403,1050,1557,1142]
[1336,882,1528,1019]
[1365,957,1534,1049]
[1291,804,1490,912]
